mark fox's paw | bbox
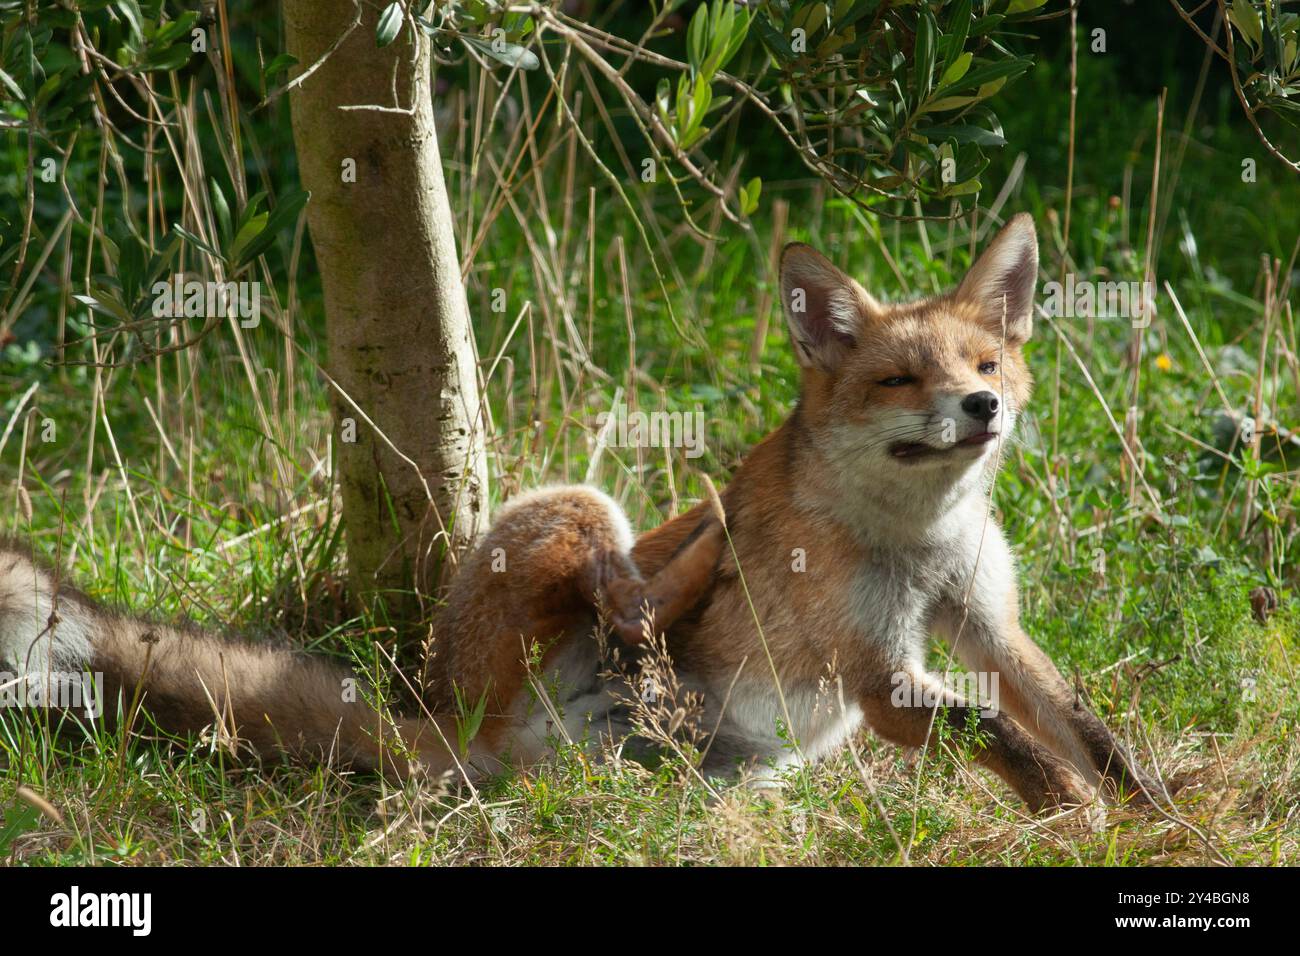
[602,577,658,645]
[1025,758,1096,814]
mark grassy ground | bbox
[2,37,1298,866]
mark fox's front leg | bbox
[944,615,1164,805]
[935,531,1163,805]
[858,668,1092,813]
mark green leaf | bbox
[1230,0,1263,50]
[144,233,181,289]
[115,0,145,47]
[942,177,982,196]
[687,2,709,73]
[933,56,1031,100]
[0,68,26,102]
[969,15,1006,38]
[791,2,829,39]
[720,6,751,70]
[675,72,691,138]
[236,191,268,233]
[702,0,745,77]
[923,93,979,113]
[172,224,224,262]
[74,289,131,322]
[916,123,1007,147]
[655,76,673,122]
[376,2,404,48]
[832,0,880,32]
[452,683,490,757]
[675,72,713,148]
[141,42,192,72]
[233,188,310,268]
[754,15,795,62]
[117,237,145,303]
[0,804,41,856]
[461,35,539,71]
[913,8,936,103]
[740,176,762,216]
[33,73,62,111]
[939,51,972,89]
[151,11,199,46]
[923,75,1006,115]
[262,53,298,81]
[941,0,973,72]
[228,213,268,267]
[209,179,232,248]
[855,88,880,108]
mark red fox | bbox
[0,214,1158,811]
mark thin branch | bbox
[1213,0,1300,173]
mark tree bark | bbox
[283,2,488,626]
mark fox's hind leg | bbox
[428,486,723,776]
[599,518,724,644]
[431,487,632,715]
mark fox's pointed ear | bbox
[956,213,1038,346]
[779,243,879,372]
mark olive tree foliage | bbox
[0,0,1050,623]
[0,0,1054,331]
[414,0,1051,220]
[1171,0,1300,174]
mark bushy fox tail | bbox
[0,546,451,779]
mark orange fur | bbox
[0,216,1160,809]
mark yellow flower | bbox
[1155,353,1173,372]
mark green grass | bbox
[2,41,1299,866]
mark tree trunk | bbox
[283,3,488,626]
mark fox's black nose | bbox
[961,390,1000,423]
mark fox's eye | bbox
[978,361,998,375]
[879,375,915,387]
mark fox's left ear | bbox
[956,213,1038,346]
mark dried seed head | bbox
[15,785,64,826]
[701,473,726,529]
[668,708,685,735]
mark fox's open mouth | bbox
[889,431,998,460]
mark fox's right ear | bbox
[779,244,879,373]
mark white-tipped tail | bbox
[0,545,453,780]
[0,548,95,679]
